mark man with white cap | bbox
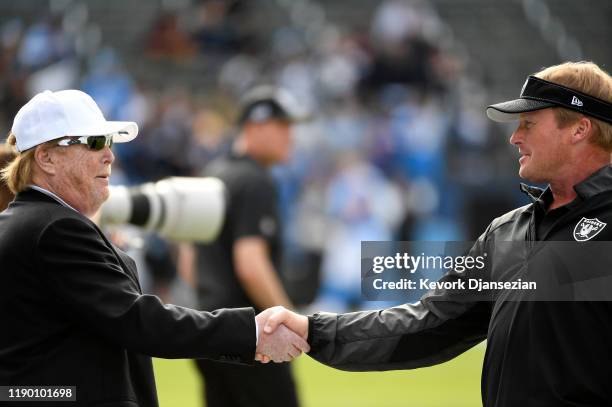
[257,61,612,406]
[0,89,309,406]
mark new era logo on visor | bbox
[571,96,583,107]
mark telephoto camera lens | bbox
[100,177,226,243]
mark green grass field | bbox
[154,343,485,407]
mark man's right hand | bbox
[255,306,310,363]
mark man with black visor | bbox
[257,61,612,406]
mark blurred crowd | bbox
[0,0,523,311]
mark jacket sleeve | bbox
[307,237,492,371]
[36,216,256,363]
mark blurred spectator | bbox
[218,53,262,95]
[188,105,232,166]
[145,12,196,60]
[26,58,79,96]
[82,48,134,120]
[0,19,26,126]
[191,0,246,53]
[361,35,442,96]
[371,0,423,45]
[316,152,404,311]
[142,87,199,179]
[388,92,449,187]
[17,17,72,72]
[317,34,368,100]
[362,0,446,95]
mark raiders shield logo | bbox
[573,217,607,241]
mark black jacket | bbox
[0,189,256,407]
[307,165,612,406]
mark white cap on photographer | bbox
[12,89,138,153]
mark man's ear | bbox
[571,117,593,144]
[34,144,58,175]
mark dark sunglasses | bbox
[56,135,114,151]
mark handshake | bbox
[254,306,310,363]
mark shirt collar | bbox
[535,186,581,213]
[28,185,78,212]
[573,164,612,199]
[520,164,612,203]
[519,165,612,215]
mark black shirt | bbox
[195,154,282,311]
[534,187,581,240]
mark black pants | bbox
[194,358,299,407]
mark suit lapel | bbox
[18,188,144,293]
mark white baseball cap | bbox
[12,89,138,153]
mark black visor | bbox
[239,100,290,124]
[486,76,612,124]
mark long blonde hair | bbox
[0,140,16,209]
[0,133,38,194]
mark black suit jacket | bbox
[0,189,256,406]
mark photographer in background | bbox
[193,86,304,407]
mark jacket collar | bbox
[14,187,62,206]
[28,185,77,211]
